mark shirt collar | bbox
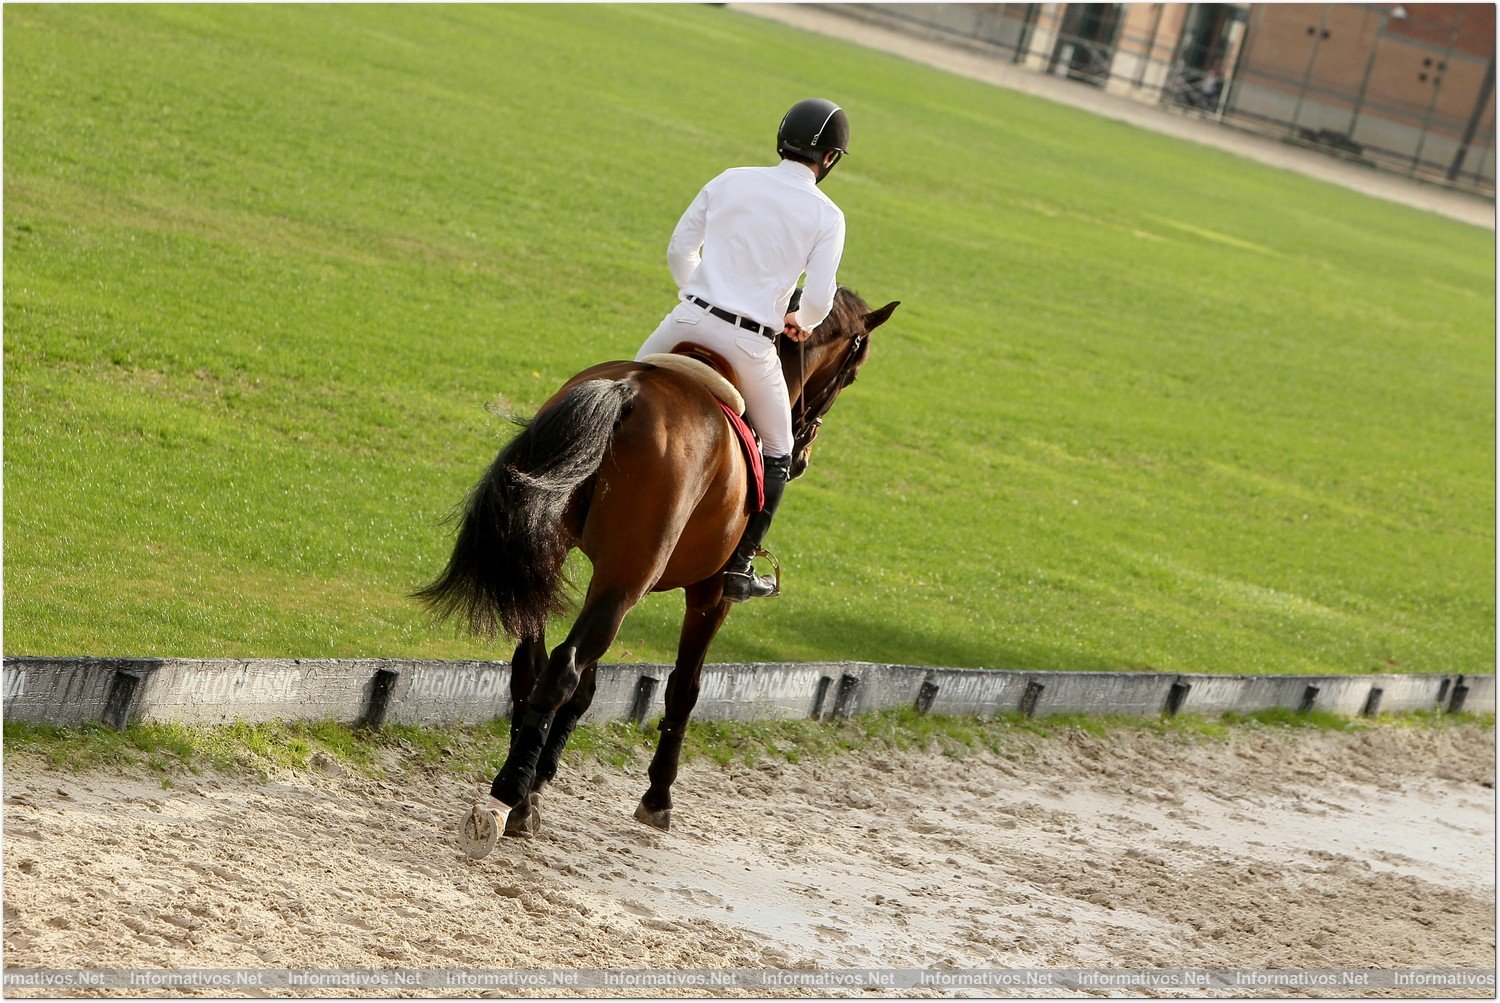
[776,159,818,184]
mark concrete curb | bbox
[2,658,1490,730]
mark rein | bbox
[792,330,865,446]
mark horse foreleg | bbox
[636,579,732,831]
[490,586,634,814]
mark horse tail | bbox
[414,378,636,640]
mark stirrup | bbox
[724,547,781,602]
[755,546,781,592]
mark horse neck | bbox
[783,338,836,411]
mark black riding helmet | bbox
[777,98,850,183]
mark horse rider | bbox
[634,98,850,603]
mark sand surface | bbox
[3,723,1494,997]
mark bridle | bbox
[791,329,866,467]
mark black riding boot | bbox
[722,453,791,603]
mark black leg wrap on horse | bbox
[491,764,535,808]
[534,714,581,787]
[491,710,555,806]
[657,717,689,736]
[517,707,553,734]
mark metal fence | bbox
[819,3,1496,197]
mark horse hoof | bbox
[459,804,502,859]
[633,801,671,831]
[504,793,541,839]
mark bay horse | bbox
[416,287,898,857]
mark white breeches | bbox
[635,300,793,457]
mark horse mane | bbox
[788,286,872,348]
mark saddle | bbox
[639,343,744,415]
[640,343,764,513]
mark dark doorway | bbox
[1180,3,1237,70]
[1171,3,1241,110]
[1051,4,1123,86]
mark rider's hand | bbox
[783,313,810,342]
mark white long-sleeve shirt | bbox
[667,160,846,333]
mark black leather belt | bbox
[688,296,777,340]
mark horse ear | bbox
[862,301,900,331]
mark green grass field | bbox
[5,5,1493,674]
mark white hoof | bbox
[459,798,510,859]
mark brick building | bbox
[1228,4,1494,185]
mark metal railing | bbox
[817,3,1495,197]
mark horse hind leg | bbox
[505,664,599,839]
[534,663,598,788]
[489,584,637,821]
[501,791,542,839]
[496,634,548,839]
[460,634,549,857]
[507,634,548,740]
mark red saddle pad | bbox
[717,400,765,513]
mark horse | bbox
[415,287,898,857]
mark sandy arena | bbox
[3,723,1494,997]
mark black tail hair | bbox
[413,379,635,640]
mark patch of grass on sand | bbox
[6,709,1490,782]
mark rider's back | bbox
[671,162,844,332]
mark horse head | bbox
[780,287,899,479]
